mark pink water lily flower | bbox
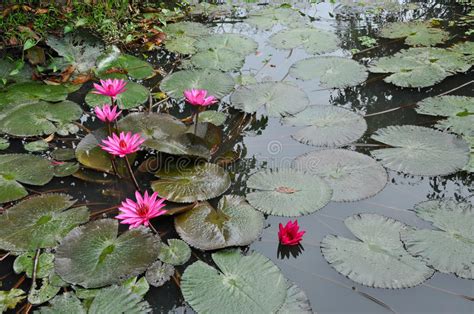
[92,79,127,99]
[100,131,145,158]
[116,191,167,229]
[183,89,218,107]
[278,220,305,246]
[94,104,122,123]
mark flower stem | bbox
[148,223,159,235]
[107,122,120,178]
[124,155,141,192]
[193,111,199,136]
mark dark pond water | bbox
[1,0,473,313]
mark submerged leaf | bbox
[28,278,61,305]
[97,53,154,80]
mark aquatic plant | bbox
[278,220,305,246]
[116,191,167,230]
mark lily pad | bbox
[145,261,175,287]
[165,37,198,55]
[0,194,89,251]
[230,82,309,117]
[0,59,32,84]
[163,22,209,55]
[181,249,287,313]
[160,69,234,98]
[0,289,25,312]
[289,57,368,88]
[24,140,49,152]
[401,199,473,279]
[269,28,339,55]
[0,154,54,203]
[293,149,387,202]
[450,41,474,63]
[36,293,85,314]
[118,113,211,159]
[371,125,470,176]
[55,219,160,288]
[190,49,245,72]
[175,195,264,250]
[158,239,191,266]
[51,148,76,161]
[246,168,332,216]
[321,213,434,288]
[85,81,149,109]
[14,251,54,278]
[97,50,154,80]
[0,100,82,137]
[282,106,367,147]
[151,162,231,203]
[28,278,61,305]
[196,34,258,57]
[1,81,69,102]
[89,285,151,314]
[380,21,449,46]
[198,110,227,126]
[278,282,312,314]
[0,138,9,150]
[245,7,307,30]
[53,162,80,177]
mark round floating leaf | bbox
[269,28,339,54]
[55,219,160,288]
[380,21,449,46]
[160,69,234,98]
[36,293,85,314]
[195,34,258,57]
[401,199,473,279]
[28,278,61,305]
[118,113,211,158]
[97,53,154,80]
[24,140,49,152]
[0,194,89,251]
[245,7,307,30]
[0,289,26,312]
[145,261,175,287]
[0,100,82,137]
[163,22,209,55]
[190,49,245,72]
[51,148,76,161]
[3,82,69,102]
[321,213,434,288]
[450,41,474,63]
[436,115,474,137]
[165,37,198,55]
[246,168,332,216]
[277,282,312,314]
[85,81,149,109]
[282,106,367,147]
[158,239,191,266]
[230,82,309,117]
[0,154,54,203]
[289,56,368,88]
[371,125,470,176]
[0,138,9,150]
[175,195,264,250]
[151,162,231,203]
[14,251,54,278]
[88,285,151,314]
[198,110,226,126]
[293,149,387,202]
[181,249,287,313]
[53,162,80,177]
[416,95,474,117]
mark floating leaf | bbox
[1,82,69,103]
[14,251,54,278]
[0,138,9,150]
[401,199,473,279]
[277,282,312,314]
[122,276,149,298]
[97,52,154,80]
[195,34,258,57]
[282,106,367,147]
[145,261,175,287]
[164,37,198,55]
[294,149,387,202]
[0,289,26,312]
[289,57,368,88]
[371,125,470,176]
[380,21,449,46]
[190,49,245,72]
[160,69,234,98]
[198,110,227,126]
[151,162,231,203]
[55,219,159,288]
[158,239,191,266]
[118,112,210,158]
[163,22,209,55]
[246,168,332,216]
[269,28,339,54]
[24,140,49,152]
[245,7,307,30]
[0,59,32,84]
[0,194,89,251]
[436,115,474,137]
[36,293,85,314]
[53,162,80,177]
[321,213,434,288]
[0,100,82,137]
[181,249,287,313]
[85,81,149,109]
[0,154,54,203]
[450,41,474,63]
[28,278,61,305]
[51,148,76,161]
[230,82,308,117]
[175,195,264,250]
[88,285,151,314]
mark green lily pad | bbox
[0,138,9,150]
[293,149,387,202]
[181,249,287,313]
[85,81,149,109]
[380,21,449,46]
[175,195,264,250]
[289,57,368,88]
[196,34,258,57]
[151,162,231,203]
[371,125,470,176]
[401,199,473,279]
[53,162,80,177]
[246,168,332,216]
[278,282,312,314]
[97,50,154,80]
[0,100,82,137]
[282,106,367,147]
[0,194,89,251]
[158,238,191,266]
[165,37,198,55]
[36,293,85,314]
[198,110,227,126]
[24,140,49,152]
[89,285,151,314]
[245,7,307,30]
[230,82,309,117]
[145,261,175,287]
[0,154,54,203]
[321,213,434,288]
[118,112,211,158]
[122,276,149,298]
[190,49,245,72]
[160,69,234,98]
[450,41,474,63]
[14,251,54,278]
[55,219,160,288]
[269,28,339,55]
[51,148,76,161]
[28,277,61,305]
[0,289,26,312]
[163,22,209,55]
[436,115,474,137]
[1,82,69,102]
